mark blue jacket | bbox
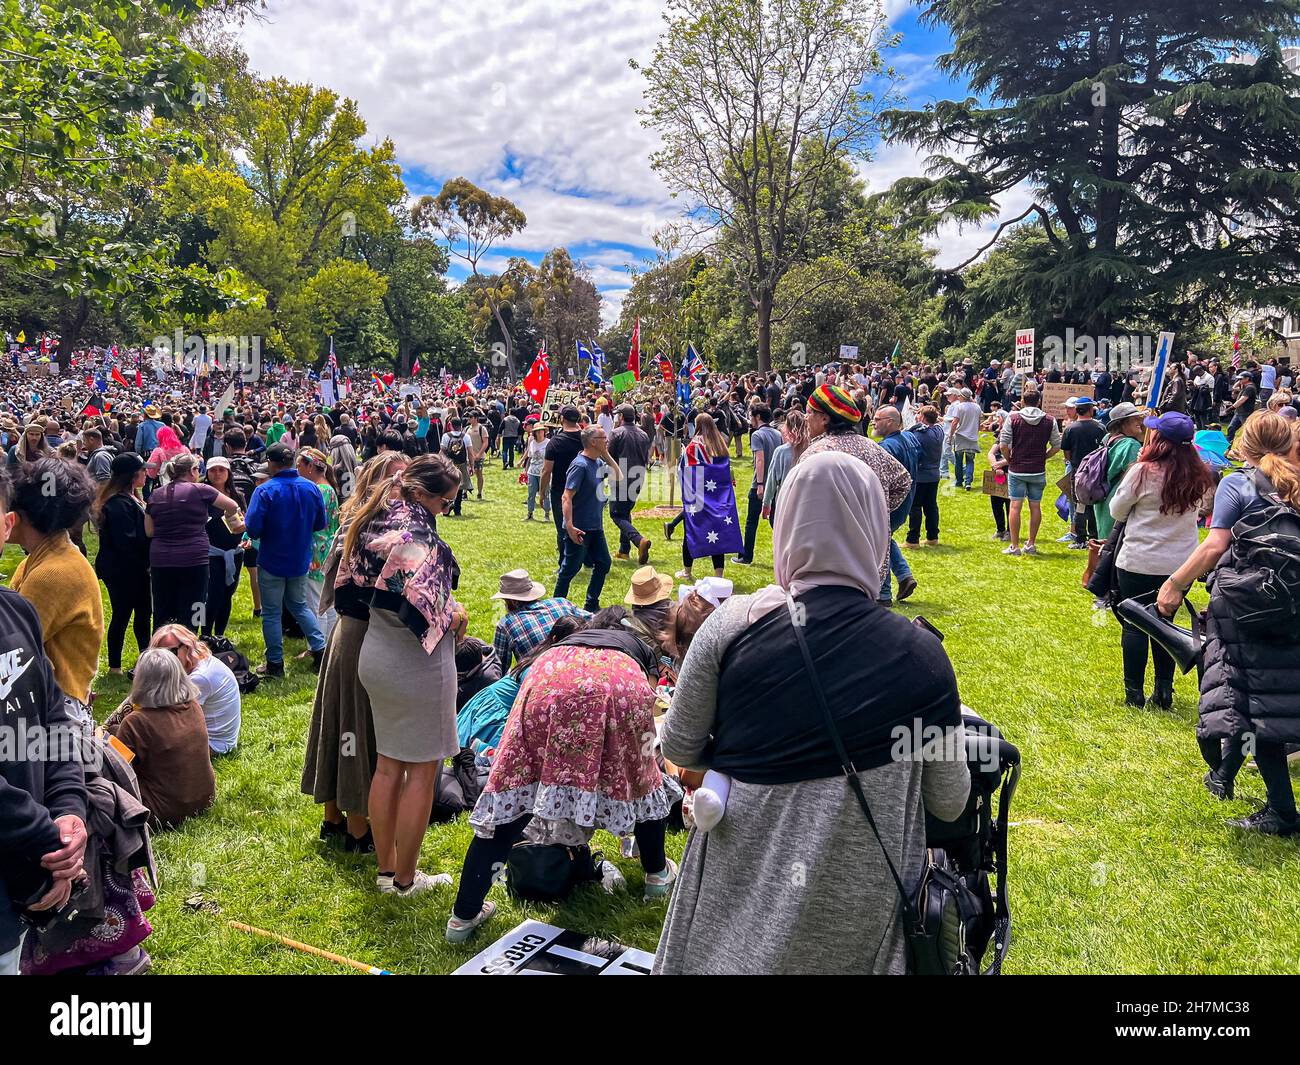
[907,423,945,484]
[135,418,163,456]
[244,470,327,578]
[880,430,921,526]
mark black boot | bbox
[1125,684,1145,709]
[311,648,324,674]
[1147,679,1174,711]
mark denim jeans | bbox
[879,538,912,600]
[553,526,611,611]
[954,449,976,488]
[259,571,325,662]
[526,474,550,519]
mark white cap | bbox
[680,576,734,608]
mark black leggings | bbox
[103,571,151,669]
[991,495,1009,534]
[906,481,940,542]
[452,813,668,921]
[682,543,724,571]
[1199,736,1297,819]
[203,554,244,637]
[1116,568,1175,688]
[151,563,210,633]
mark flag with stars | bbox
[681,454,743,559]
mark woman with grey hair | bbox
[108,648,216,828]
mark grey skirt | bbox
[357,607,458,763]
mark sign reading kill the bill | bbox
[1014,328,1036,375]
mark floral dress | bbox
[469,645,672,843]
[308,481,339,586]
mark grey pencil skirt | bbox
[357,606,458,763]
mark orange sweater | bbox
[11,532,104,703]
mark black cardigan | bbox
[94,493,150,580]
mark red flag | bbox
[381,372,395,388]
[628,319,640,381]
[81,403,100,417]
[111,367,130,388]
[411,358,422,378]
[135,369,142,388]
[84,375,93,388]
[523,348,551,404]
[658,353,674,385]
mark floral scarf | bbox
[343,498,459,654]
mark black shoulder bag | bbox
[785,594,1004,975]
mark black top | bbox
[1062,418,1106,468]
[709,585,960,785]
[95,493,150,578]
[543,431,584,498]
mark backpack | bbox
[506,842,603,902]
[200,635,260,694]
[443,433,467,465]
[1211,471,1300,640]
[1071,438,1113,505]
[227,455,257,504]
[428,745,489,823]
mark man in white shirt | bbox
[190,405,213,451]
[946,389,983,489]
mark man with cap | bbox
[1061,397,1106,548]
[945,387,983,489]
[538,405,585,563]
[802,384,912,513]
[490,569,590,672]
[244,441,327,677]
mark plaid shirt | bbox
[493,598,591,671]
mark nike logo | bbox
[0,648,34,703]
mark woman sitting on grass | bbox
[150,624,242,756]
[108,649,216,830]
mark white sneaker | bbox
[644,859,679,901]
[1056,533,1074,543]
[1022,544,1039,556]
[599,860,627,894]
[377,873,396,894]
[446,901,497,944]
[1002,545,1022,556]
[394,870,453,897]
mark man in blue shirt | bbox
[245,442,327,677]
[874,405,921,605]
[554,426,621,612]
[134,405,164,456]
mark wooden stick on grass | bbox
[227,920,393,975]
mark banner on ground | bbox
[1015,328,1036,375]
[452,921,654,976]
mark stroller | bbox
[922,709,1021,975]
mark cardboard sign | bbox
[452,921,654,976]
[320,375,337,407]
[982,470,1009,499]
[545,388,581,416]
[1038,382,1077,417]
[1014,329,1035,375]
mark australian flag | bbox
[472,364,490,391]
[681,453,743,558]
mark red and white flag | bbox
[628,318,640,381]
[523,347,551,404]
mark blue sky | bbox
[239,1,999,327]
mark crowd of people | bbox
[4,339,1300,976]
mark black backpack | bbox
[227,455,257,504]
[201,635,260,694]
[443,433,467,465]
[506,842,603,902]
[428,746,489,823]
[1211,470,1300,640]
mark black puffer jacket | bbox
[1197,574,1300,745]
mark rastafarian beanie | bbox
[808,383,861,426]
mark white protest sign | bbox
[1015,328,1036,375]
[839,345,859,360]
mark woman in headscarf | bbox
[446,605,677,944]
[328,432,360,503]
[344,454,467,896]
[653,451,971,975]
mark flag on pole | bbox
[111,367,130,388]
[589,340,606,368]
[215,378,236,418]
[134,369,142,388]
[1231,332,1241,371]
[472,364,490,392]
[372,371,388,394]
[628,319,640,381]
[680,343,703,384]
[411,358,422,378]
[889,340,901,362]
[657,352,674,385]
[523,348,551,404]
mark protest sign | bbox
[452,921,654,976]
[1015,328,1036,375]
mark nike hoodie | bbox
[0,586,87,953]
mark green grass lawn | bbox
[24,440,1300,974]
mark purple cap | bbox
[1143,411,1195,443]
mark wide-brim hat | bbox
[1107,401,1142,424]
[144,405,161,417]
[625,565,674,607]
[491,569,546,602]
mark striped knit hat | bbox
[808,383,861,425]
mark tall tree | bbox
[883,1,1300,338]
[537,248,601,377]
[411,178,527,377]
[636,0,898,371]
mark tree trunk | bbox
[57,296,89,371]
[491,302,515,378]
[756,289,773,374]
[398,336,410,378]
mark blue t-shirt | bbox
[1211,470,1269,529]
[564,453,607,530]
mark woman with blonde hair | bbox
[1160,410,1300,834]
[301,451,408,853]
[676,412,741,582]
[343,454,467,895]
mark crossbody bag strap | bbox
[784,594,918,924]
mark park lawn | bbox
[18,440,1300,975]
